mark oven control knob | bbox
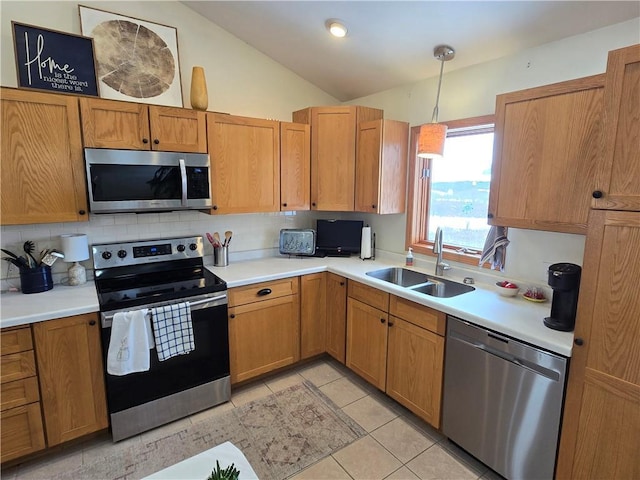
[101,251,112,260]
[117,250,127,259]
[189,243,198,251]
[177,244,186,252]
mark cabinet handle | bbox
[574,337,584,346]
[592,190,603,199]
[257,288,272,296]
[388,321,394,327]
[311,202,316,207]
[487,213,494,219]
[339,281,345,286]
[153,139,160,145]
[78,210,86,215]
[212,205,218,210]
[282,203,287,207]
[230,314,235,319]
[380,318,386,324]
[89,320,96,326]
[372,204,376,209]
[142,138,149,144]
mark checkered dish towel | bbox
[150,302,195,361]
[479,225,510,271]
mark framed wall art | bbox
[12,22,99,96]
[79,5,183,107]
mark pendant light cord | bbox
[431,57,446,123]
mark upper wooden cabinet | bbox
[489,75,605,234]
[1,88,88,225]
[207,113,280,214]
[356,119,409,214]
[79,97,207,153]
[592,44,640,211]
[293,106,383,211]
[280,122,310,211]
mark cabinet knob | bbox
[487,213,494,219]
[282,203,287,207]
[574,337,584,346]
[372,204,376,209]
[142,138,149,144]
[592,190,603,199]
[339,281,345,286]
[311,202,316,207]
[388,321,394,327]
[212,205,218,210]
[230,314,235,319]
[153,139,160,145]
[257,288,272,296]
[78,210,86,215]
[89,320,96,326]
[380,318,386,324]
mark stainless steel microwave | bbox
[84,148,212,214]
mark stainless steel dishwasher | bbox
[442,316,568,480]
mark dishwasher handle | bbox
[449,329,561,381]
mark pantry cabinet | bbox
[489,75,605,234]
[325,273,348,363]
[208,113,281,214]
[280,122,311,211]
[32,313,108,447]
[228,278,300,384]
[79,98,207,153]
[592,44,640,211]
[356,119,409,214]
[1,88,88,225]
[300,273,326,359]
[293,106,383,211]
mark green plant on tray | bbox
[206,460,240,480]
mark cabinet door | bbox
[149,106,207,153]
[32,313,108,446]
[300,273,326,359]
[593,44,640,211]
[280,122,310,210]
[356,119,409,214]
[1,88,88,225]
[326,273,347,363]
[79,97,150,149]
[386,316,444,428]
[0,403,45,463]
[489,75,604,234]
[208,113,280,213]
[557,210,640,479]
[346,298,388,390]
[228,295,300,384]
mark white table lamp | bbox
[61,234,89,286]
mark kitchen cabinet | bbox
[355,119,409,214]
[1,326,45,463]
[79,97,207,153]
[280,122,311,211]
[228,278,300,384]
[300,273,326,359]
[1,87,88,225]
[325,273,347,363]
[488,75,605,234]
[293,106,383,211]
[592,44,640,211]
[207,113,281,214]
[32,313,108,447]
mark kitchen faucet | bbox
[433,227,450,276]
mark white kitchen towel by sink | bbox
[107,310,153,376]
[479,225,510,271]
[150,302,194,361]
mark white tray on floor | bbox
[143,441,258,480]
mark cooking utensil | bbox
[213,232,221,246]
[224,230,232,247]
[206,232,221,247]
[1,249,30,270]
[40,251,64,267]
[23,241,38,268]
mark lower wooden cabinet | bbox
[228,278,300,384]
[32,313,108,447]
[300,273,326,359]
[0,403,45,463]
[325,273,347,363]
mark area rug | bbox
[52,380,366,480]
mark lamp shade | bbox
[60,234,89,262]
[417,123,448,158]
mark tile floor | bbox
[1,357,503,480]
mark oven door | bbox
[100,292,228,414]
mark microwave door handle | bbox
[179,158,187,207]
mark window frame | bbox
[405,114,495,267]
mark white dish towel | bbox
[479,225,510,271]
[151,302,195,361]
[107,310,153,376]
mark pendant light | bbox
[417,45,455,159]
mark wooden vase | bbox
[190,66,208,111]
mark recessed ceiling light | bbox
[326,19,348,38]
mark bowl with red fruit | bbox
[495,280,519,297]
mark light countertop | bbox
[0,255,574,356]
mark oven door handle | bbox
[179,158,188,207]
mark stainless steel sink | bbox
[365,267,475,298]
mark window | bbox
[406,115,495,266]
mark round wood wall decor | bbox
[91,20,175,99]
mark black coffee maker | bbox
[544,263,582,331]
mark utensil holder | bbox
[20,265,53,294]
[213,246,229,267]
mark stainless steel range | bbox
[93,236,230,442]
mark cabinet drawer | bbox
[390,296,446,336]
[229,277,299,306]
[348,281,389,312]
[1,377,40,411]
[1,327,33,355]
[1,351,37,384]
[1,402,46,463]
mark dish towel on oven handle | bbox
[150,302,195,361]
[479,225,510,271]
[107,310,153,376]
